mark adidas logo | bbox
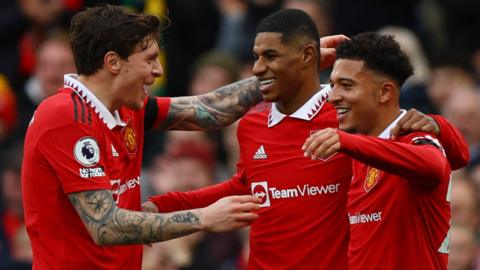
[253,145,268,160]
[111,144,119,157]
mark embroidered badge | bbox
[364,167,380,192]
[122,121,137,154]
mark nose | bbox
[327,85,341,104]
[252,58,267,76]
[152,58,163,78]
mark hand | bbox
[319,34,349,70]
[199,195,261,233]
[302,128,341,160]
[142,201,159,213]
[390,109,439,139]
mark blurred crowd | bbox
[1,0,480,269]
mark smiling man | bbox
[147,10,469,270]
[303,32,468,269]
[21,5,266,270]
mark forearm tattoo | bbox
[160,76,262,130]
[68,190,201,245]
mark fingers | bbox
[230,195,262,204]
[234,212,259,223]
[320,34,350,48]
[141,201,159,213]
[309,135,340,160]
[391,109,439,139]
[302,128,339,159]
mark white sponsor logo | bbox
[348,211,383,225]
[251,181,340,207]
[253,145,268,160]
[251,181,270,207]
[79,167,106,178]
[110,176,140,204]
[74,137,100,167]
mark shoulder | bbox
[239,102,270,126]
[398,132,444,151]
[34,88,92,130]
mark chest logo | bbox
[364,167,380,192]
[251,181,271,207]
[253,145,268,160]
[122,122,137,154]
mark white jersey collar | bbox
[268,85,331,127]
[64,74,126,130]
[378,109,407,139]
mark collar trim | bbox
[268,85,331,127]
[378,109,407,139]
[64,74,125,129]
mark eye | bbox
[342,83,353,90]
[266,54,276,61]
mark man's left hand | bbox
[319,34,349,70]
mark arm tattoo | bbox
[159,76,262,130]
[68,190,202,245]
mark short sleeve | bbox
[38,123,112,194]
[144,96,171,130]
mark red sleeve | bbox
[149,157,249,212]
[143,96,171,130]
[429,114,470,170]
[153,97,170,128]
[338,130,449,186]
[38,123,111,194]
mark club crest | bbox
[122,121,137,154]
[364,167,380,192]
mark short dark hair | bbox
[257,9,319,49]
[336,32,414,86]
[70,5,164,75]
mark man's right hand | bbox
[199,195,261,232]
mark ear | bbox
[379,81,397,103]
[301,44,316,68]
[104,51,122,74]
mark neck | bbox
[77,73,118,113]
[275,72,320,115]
[367,105,401,136]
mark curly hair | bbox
[70,5,166,75]
[336,32,413,86]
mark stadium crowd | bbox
[1,0,480,269]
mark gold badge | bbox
[364,167,380,192]
[122,122,137,154]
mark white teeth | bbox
[259,79,275,90]
[336,108,350,114]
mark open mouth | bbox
[259,78,275,91]
[335,107,350,119]
[143,85,150,94]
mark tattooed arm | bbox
[159,77,262,131]
[68,189,260,246]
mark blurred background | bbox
[1,0,480,269]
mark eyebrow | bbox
[254,48,279,55]
[331,77,356,84]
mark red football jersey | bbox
[151,88,353,269]
[22,74,170,270]
[340,112,451,270]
